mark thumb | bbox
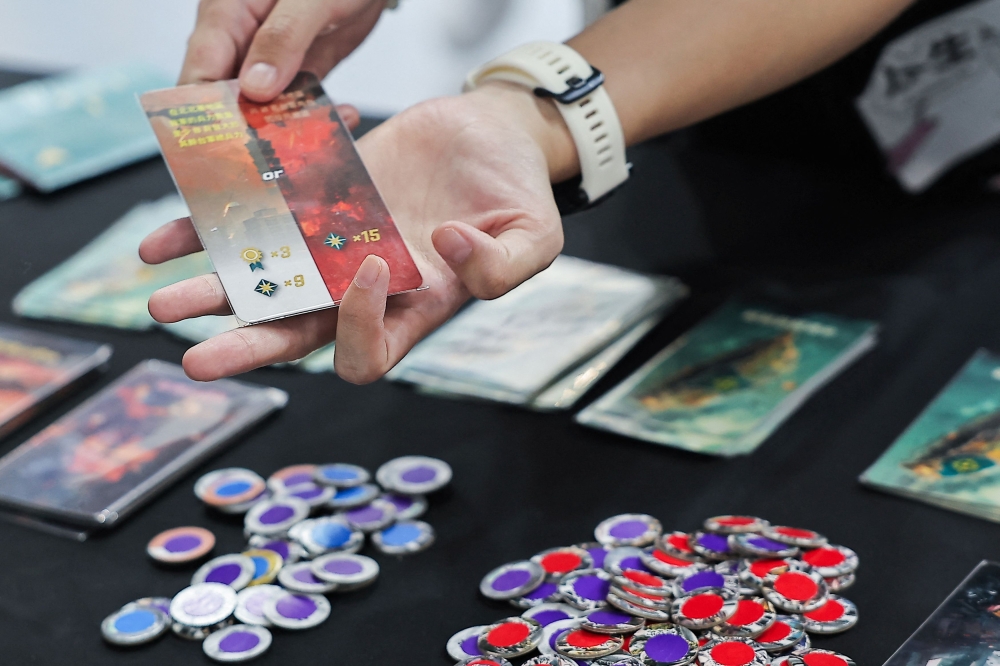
[432,219,563,301]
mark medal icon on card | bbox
[255,280,278,297]
[241,248,265,272]
[324,233,346,250]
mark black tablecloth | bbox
[2,67,1000,665]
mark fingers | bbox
[335,104,361,132]
[333,255,392,384]
[179,0,257,84]
[183,311,338,380]
[139,217,204,265]
[431,219,564,300]
[149,274,231,323]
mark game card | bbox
[0,360,287,528]
[140,73,423,325]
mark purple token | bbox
[521,603,578,628]
[376,456,452,494]
[594,514,662,547]
[730,533,800,558]
[245,497,310,537]
[581,608,644,634]
[310,553,379,588]
[558,569,612,611]
[191,554,256,591]
[343,498,396,532]
[511,581,561,608]
[691,531,735,560]
[203,624,272,660]
[674,569,738,597]
[481,561,545,600]
[447,626,488,660]
[264,591,330,629]
[279,481,334,507]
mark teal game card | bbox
[861,349,1000,522]
[576,301,877,456]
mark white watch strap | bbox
[464,41,629,205]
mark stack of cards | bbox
[883,560,1000,665]
[577,301,878,456]
[861,349,1000,522]
[0,324,111,439]
[13,195,211,329]
[0,360,287,533]
[0,64,171,193]
[387,255,688,410]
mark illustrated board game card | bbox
[0,360,287,528]
[140,72,423,325]
[576,300,878,456]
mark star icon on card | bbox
[254,279,278,297]
[324,233,347,250]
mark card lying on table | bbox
[140,72,423,325]
[861,349,1000,523]
[0,325,111,440]
[883,560,1000,665]
[576,300,878,456]
[0,359,287,529]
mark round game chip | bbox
[614,569,672,596]
[703,516,770,535]
[690,532,736,561]
[133,597,173,616]
[595,514,662,548]
[823,572,855,593]
[728,533,800,559]
[712,598,776,638]
[380,492,428,520]
[448,625,488,660]
[263,591,330,630]
[799,595,858,634]
[192,554,257,591]
[196,468,267,508]
[576,542,611,570]
[266,464,317,493]
[628,623,699,665]
[800,545,858,578]
[595,656,644,666]
[558,568,612,611]
[792,649,856,666]
[607,591,673,622]
[641,548,707,578]
[538,618,583,656]
[147,526,216,564]
[455,658,513,666]
[521,603,583,627]
[274,481,334,508]
[371,520,435,555]
[328,483,381,509]
[478,617,543,658]
[376,455,452,495]
[244,497,310,537]
[604,547,654,576]
[342,498,397,532]
[215,490,270,516]
[670,592,739,630]
[246,536,306,565]
[580,608,645,634]
[241,548,283,586]
[554,626,624,659]
[101,602,170,646]
[293,516,364,556]
[672,569,739,598]
[170,583,238,629]
[277,562,338,594]
[314,463,370,488]
[761,570,828,613]
[610,584,672,610]
[234,584,280,626]
[657,532,701,562]
[532,546,593,581]
[203,624,272,662]
[752,615,805,653]
[510,581,563,609]
[737,557,810,589]
[523,657,577,666]
[311,553,380,589]
[761,526,828,549]
[696,637,770,666]
[481,560,546,600]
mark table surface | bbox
[3,67,1000,665]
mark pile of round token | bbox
[101,455,451,662]
[449,514,858,666]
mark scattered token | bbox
[195,468,267,508]
[241,548,283,586]
[234,584,280,626]
[169,583,238,632]
[293,516,364,556]
[314,463,370,488]
[580,608,645,634]
[576,542,611,570]
[376,456,452,495]
[481,560,546,600]
[554,626,624,659]
[595,514,662,548]
[604,547,654,575]
[614,569,672,597]
[456,658,513,666]
[628,623,699,665]
[277,562,338,594]
[191,554,257,591]
[696,637,770,666]
[558,568,612,611]
[690,532,736,561]
[328,483,381,510]
[510,581,563,608]
[477,616,543,658]
[793,649,856,666]
[343,498,397,532]
[448,625,488,660]
[737,557,810,589]
[266,464,317,493]
[244,497,310,537]
[673,569,739,598]
[521,603,582,627]
[532,546,593,580]
[729,533,800,559]
[823,572,855,593]
[372,520,435,555]
[761,570,828,613]
[275,481,334,508]
[762,526,828,549]
[203,624,272,662]
[311,553,379,589]
[264,591,331,630]
[607,591,673,622]
[753,615,806,653]
[610,584,672,610]
[703,516,770,535]
[246,536,306,565]
[133,597,173,616]
[799,595,858,634]
[800,545,858,578]
[712,598,776,638]
[524,657,577,666]
[671,592,739,630]
[641,548,706,578]
[147,526,215,564]
[101,602,170,646]
[657,532,701,562]
[381,492,428,520]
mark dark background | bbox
[3,9,1000,659]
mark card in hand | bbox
[0,360,287,528]
[140,73,423,325]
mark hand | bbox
[181,0,388,101]
[140,83,578,383]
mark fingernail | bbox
[437,228,473,265]
[354,255,383,289]
[242,62,277,92]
